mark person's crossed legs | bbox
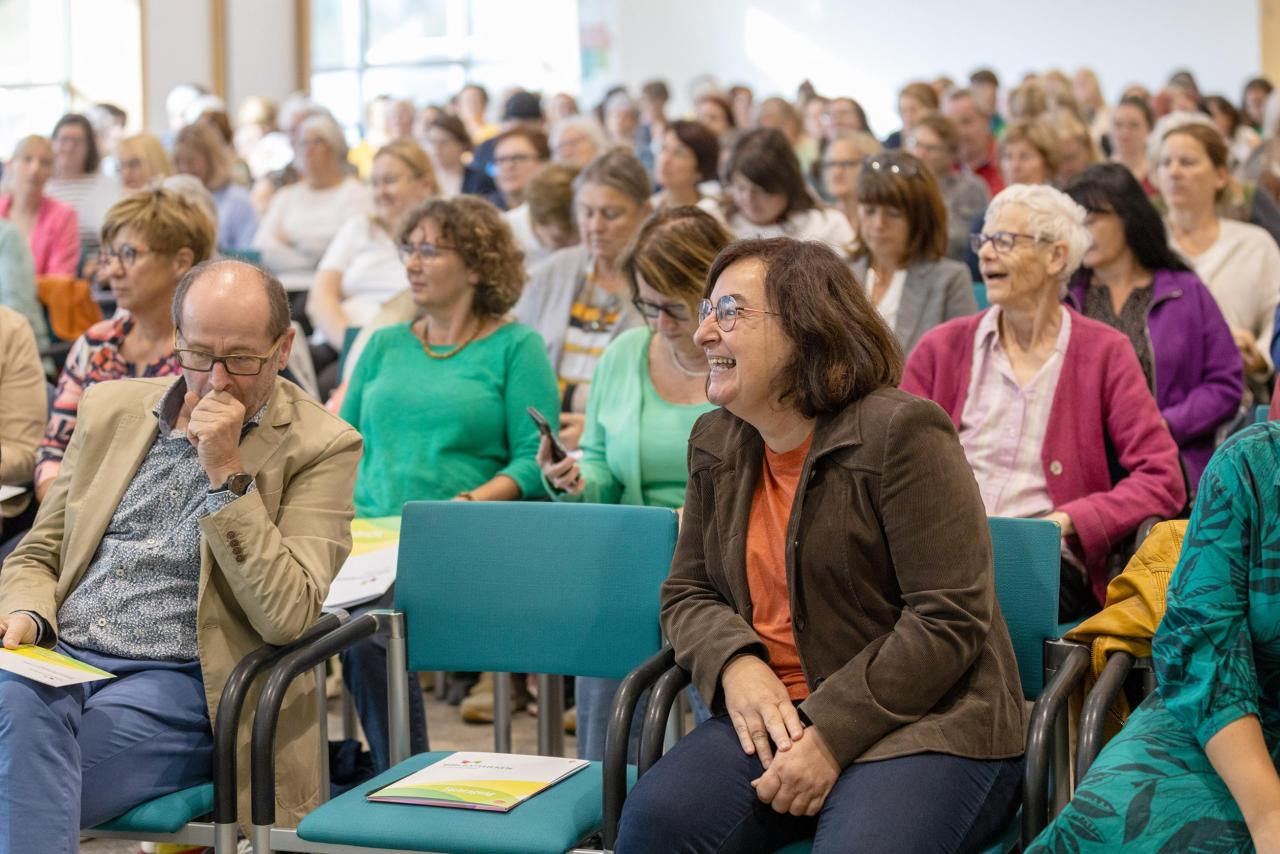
[617,715,1023,854]
[0,642,213,854]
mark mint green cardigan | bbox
[553,327,714,507]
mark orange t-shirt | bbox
[745,432,813,701]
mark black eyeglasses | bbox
[99,244,151,271]
[632,297,691,321]
[969,231,1046,253]
[862,157,922,178]
[820,158,861,171]
[397,242,453,263]
[494,153,536,167]
[697,295,778,332]
[173,334,285,376]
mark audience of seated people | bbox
[9,64,1280,853]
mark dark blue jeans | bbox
[339,597,427,773]
[616,716,1022,854]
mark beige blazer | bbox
[0,306,47,522]
[0,375,362,831]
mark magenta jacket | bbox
[0,194,79,277]
[901,307,1187,606]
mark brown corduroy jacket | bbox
[661,388,1028,768]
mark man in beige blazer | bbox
[0,258,361,852]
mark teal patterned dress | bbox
[1029,423,1280,853]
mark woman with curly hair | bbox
[337,195,559,771]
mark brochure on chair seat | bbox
[366,752,590,812]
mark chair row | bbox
[86,502,1148,854]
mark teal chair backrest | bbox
[1256,405,1270,424]
[395,501,678,679]
[221,248,263,265]
[989,517,1061,699]
[972,282,990,310]
[336,326,362,380]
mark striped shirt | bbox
[958,306,1071,519]
[556,272,638,413]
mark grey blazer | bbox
[849,255,977,355]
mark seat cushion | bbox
[93,782,214,833]
[298,751,637,854]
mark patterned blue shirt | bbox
[56,380,265,661]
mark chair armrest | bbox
[1022,641,1090,846]
[638,665,691,776]
[250,611,390,829]
[1074,651,1135,786]
[213,609,348,825]
[602,647,675,850]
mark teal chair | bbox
[86,612,345,853]
[335,325,362,382]
[1257,404,1270,424]
[972,282,990,310]
[248,501,679,853]
[628,516,1089,854]
[221,248,264,265]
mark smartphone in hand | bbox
[527,406,568,463]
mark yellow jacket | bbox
[0,376,362,832]
[1065,519,1188,723]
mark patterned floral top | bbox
[1028,423,1280,852]
[34,314,179,492]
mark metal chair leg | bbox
[537,673,565,756]
[494,672,512,753]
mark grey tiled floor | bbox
[81,678,575,853]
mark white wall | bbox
[598,0,1263,133]
[142,0,296,135]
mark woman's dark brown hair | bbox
[429,114,473,151]
[668,119,720,183]
[705,238,902,417]
[855,151,948,263]
[723,128,816,222]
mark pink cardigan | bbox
[901,308,1186,605]
[0,195,79,277]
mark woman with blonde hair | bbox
[1054,113,1103,188]
[0,135,79,277]
[116,133,173,192]
[818,130,883,232]
[308,139,438,353]
[173,121,258,251]
[1073,68,1112,145]
[35,188,216,499]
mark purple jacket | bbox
[1066,269,1242,488]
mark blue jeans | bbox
[617,716,1022,854]
[0,642,213,854]
[340,597,427,772]
[574,675,646,762]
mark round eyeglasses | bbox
[697,295,778,332]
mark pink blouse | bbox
[0,194,80,277]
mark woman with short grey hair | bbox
[549,116,608,169]
[903,183,1185,621]
[253,111,371,292]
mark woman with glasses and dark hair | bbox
[1065,163,1242,490]
[618,237,1026,853]
[34,188,216,500]
[848,151,976,355]
[537,206,731,761]
[515,149,650,450]
[44,113,122,260]
[337,195,558,769]
[718,128,854,250]
[904,184,1185,621]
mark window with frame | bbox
[309,0,580,139]
[0,0,143,158]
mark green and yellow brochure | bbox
[366,752,589,812]
[0,645,115,687]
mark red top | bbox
[902,308,1186,605]
[970,137,1005,198]
[746,432,813,700]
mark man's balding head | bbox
[172,259,290,341]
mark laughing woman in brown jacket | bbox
[616,238,1027,854]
